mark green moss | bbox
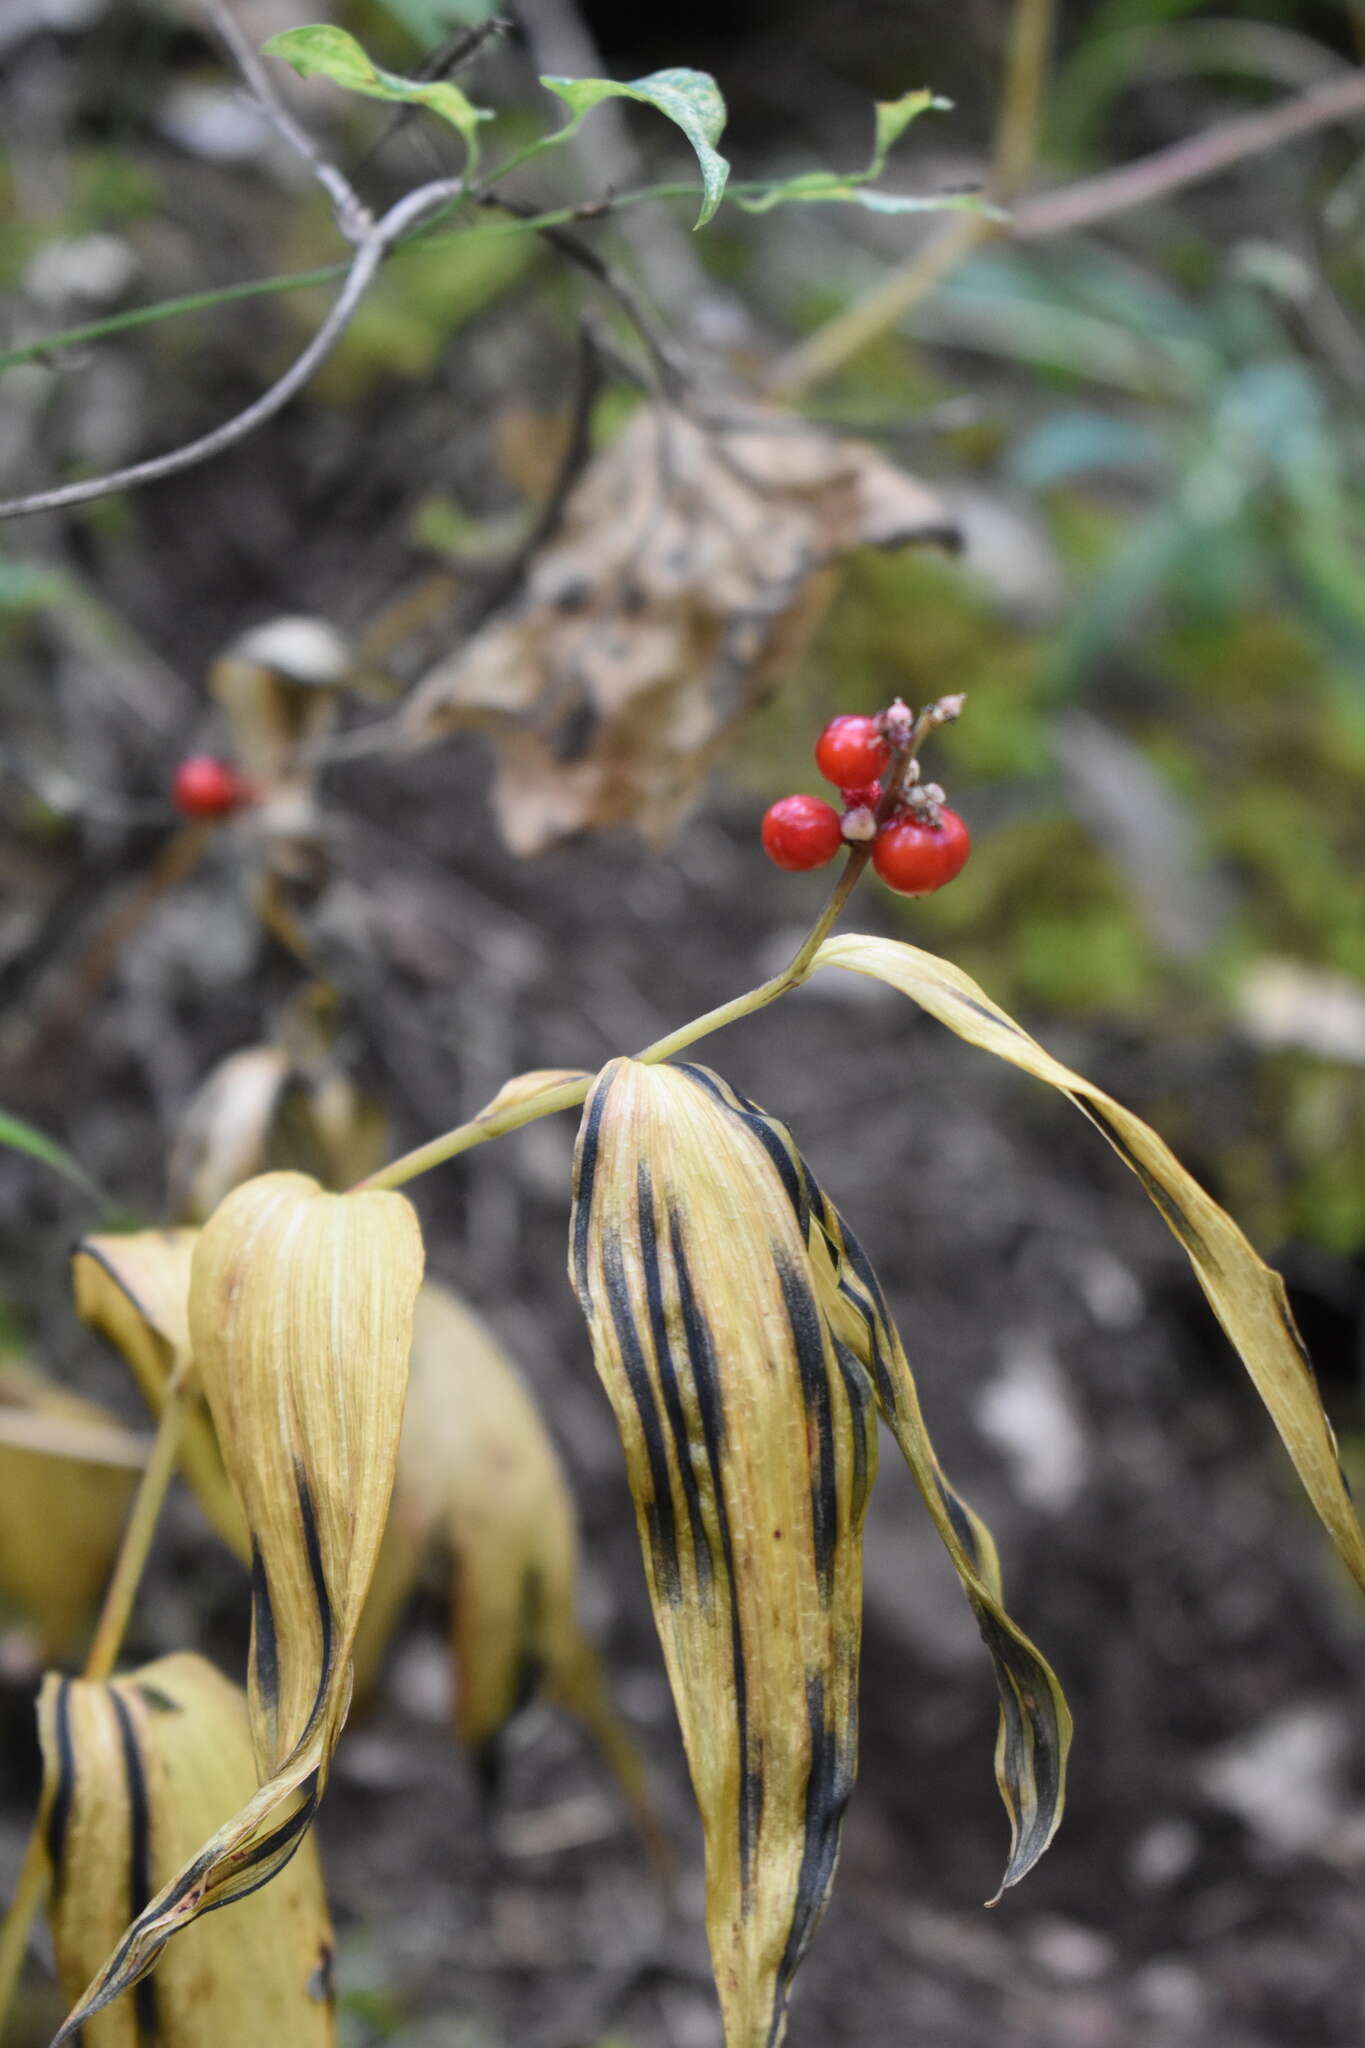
[307,230,534,399]
[805,550,1052,776]
[1216,783,1364,978]
[69,150,162,229]
[910,813,1160,1017]
[1280,1066,1365,1254]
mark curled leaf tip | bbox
[815,932,1365,1600]
[50,1173,422,2040]
[39,1653,335,2046]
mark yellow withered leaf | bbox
[70,1233,247,1561]
[190,1172,425,1773]
[571,1059,878,2048]
[816,933,1365,1596]
[0,1357,139,1657]
[674,1068,1071,1898]
[38,1652,335,2045]
[49,1174,423,2044]
[352,1282,659,1852]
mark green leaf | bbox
[262,24,492,172]
[0,1110,106,1206]
[540,69,730,227]
[732,87,994,218]
[871,89,946,177]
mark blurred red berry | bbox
[871,806,971,896]
[815,715,889,792]
[761,793,844,872]
[173,755,243,820]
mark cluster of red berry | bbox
[761,709,971,896]
[172,756,248,820]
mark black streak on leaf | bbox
[639,1164,714,1601]
[45,1677,75,1900]
[775,1251,838,1604]
[669,1205,764,1906]
[109,1688,157,2040]
[602,1227,683,1603]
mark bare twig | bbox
[0,0,473,522]
[0,178,462,522]
[765,212,985,401]
[465,322,604,626]
[473,191,686,396]
[355,16,512,175]
[200,0,373,242]
[1013,65,1365,239]
[0,0,683,528]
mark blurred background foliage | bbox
[4,5,1365,2045]
[5,0,1363,1247]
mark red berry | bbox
[815,715,889,792]
[761,793,844,872]
[839,780,883,815]
[173,755,243,820]
[871,806,971,896]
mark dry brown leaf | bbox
[401,405,957,854]
[210,616,353,892]
[190,1173,425,1776]
[210,616,350,792]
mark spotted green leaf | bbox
[262,25,491,172]
[541,69,730,227]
